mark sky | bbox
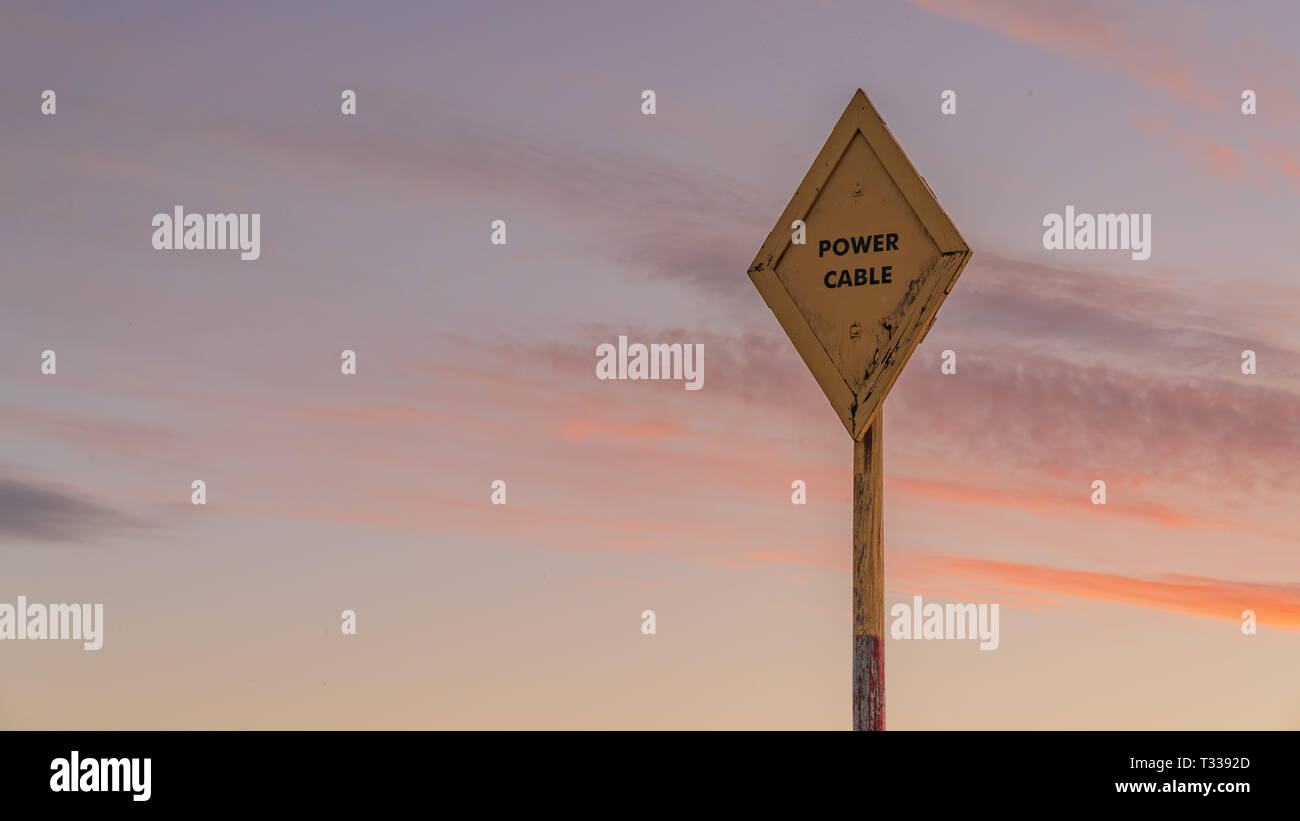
[1,0,1298,729]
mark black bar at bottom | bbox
[5,730,1289,810]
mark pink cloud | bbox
[912,0,1221,108]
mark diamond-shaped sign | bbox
[748,89,971,440]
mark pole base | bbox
[853,633,884,731]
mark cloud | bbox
[559,417,687,442]
[912,1,1300,193]
[0,474,142,544]
[0,403,181,460]
[203,109,765,232]
[933,252,1300,377]
[435,289,1300,504]
[611,222,763,301]
[894,553,1300,630]
[59,93,775,306]
[889,476,1244,530]
[1135,116,1300,192]
[891,349,1300,497]
[911,0,1221,108]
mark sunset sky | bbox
[2,0,1298,729]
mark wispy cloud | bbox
[932,252,1300,380]
[0,403,180,460]
[894,553,1300,630]
[0,473,144,545]
[1136,115,1300,192]
[890,476,1245,530]
[911,0,1221,108]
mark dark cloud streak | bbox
[0,475,143,545]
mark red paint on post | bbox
[853,633,884,730]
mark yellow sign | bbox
[748,89,971,440]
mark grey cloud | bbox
[0,475,143,545]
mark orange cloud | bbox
[1202,142,1246,180]
[747,547,844,573]
[889,476,1238,530]
[560,417,687,442]
[891,583,1047,612]
[896,554,1300,629]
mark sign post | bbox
[747,89,971,730]
[852,418,884,730]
